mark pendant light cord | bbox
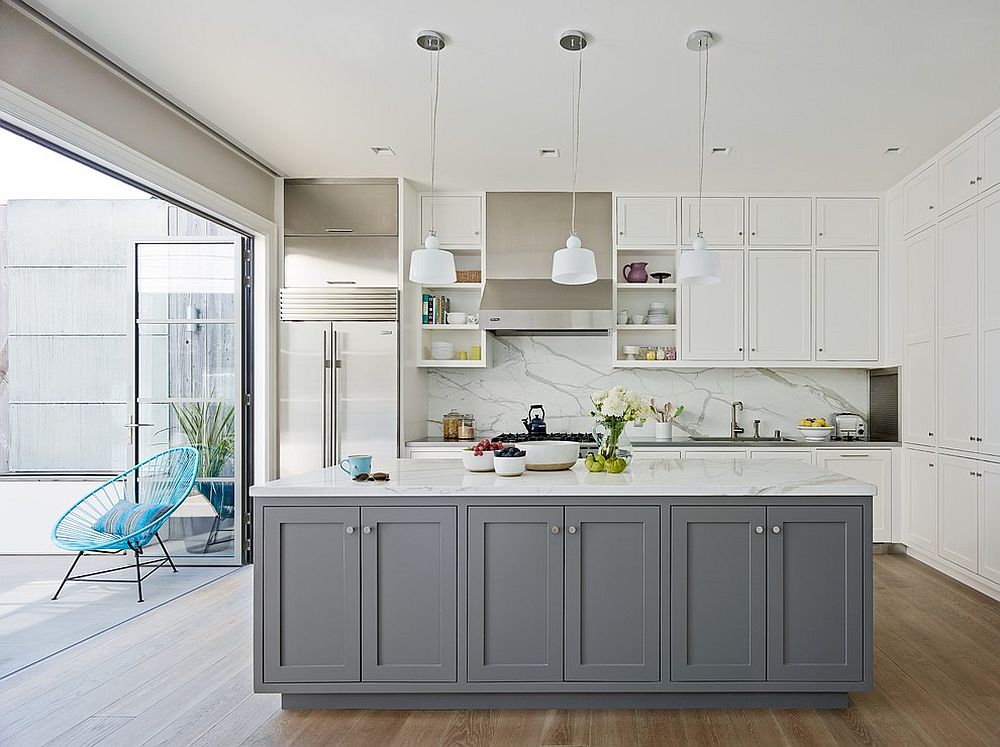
[697,41,710,237]
[570,47,582,236]
[429,46,441,235]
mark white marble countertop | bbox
[251,457,876,498]
[404,437,900,448]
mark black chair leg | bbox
[156,532,177,572]
[203,514,221,553]
[134,549,144,603]
[52,551,84,600]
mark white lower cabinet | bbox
[937,454,980,572]
[749,448,814,464]
[980,459,1000,584]
[815,450,892,543]
[904,448,938,553]
[632,448,683,458]
[681,449,748,459]
[408,448,464,459]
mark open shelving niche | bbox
[613,244,682,368]
[414,193,489,368]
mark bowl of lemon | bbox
[798,417,835,441]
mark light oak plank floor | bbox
[1,554,998,746]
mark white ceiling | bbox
[31,0,1000,192]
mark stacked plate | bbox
[430,341,455,360]
[646,302,670,325]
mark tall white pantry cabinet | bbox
[899,107,1000,600]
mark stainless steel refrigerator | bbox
[279,289,398,477]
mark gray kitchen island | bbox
[251,457,874,710]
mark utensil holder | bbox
[655,421,673,441]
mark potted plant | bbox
[171,400,235,552]
[586,387,654,473]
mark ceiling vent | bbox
[711,146,731,155]
[539,148,561,158]
[883,146,905,155]
[370,146,396,156]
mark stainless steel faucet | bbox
[731,401,744,438]
[753,419,761,439]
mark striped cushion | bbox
[93,500,172,537]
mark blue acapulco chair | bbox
[51,446,200,603]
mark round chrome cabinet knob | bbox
[772,526,781,534]
[550,525,560,534]
[568,526,578,534]
[755,526,764,534]
[345,526,354,534]
[362,526,372,534]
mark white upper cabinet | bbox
[903,164,938,235]
[815,198,879,247]
[981,116,1000,194]
[748,197,812,246]
[616,196,677,246]
[904,449,938,553]
[815,250,878,361]
[904,228,936,342]
[680,197,745,246]
[420,195,483,247]
[937,454,980,572]
[815,450,892,542]
[748,250,811,361]
[681,251,744,360]
[939,135,981,216]
[937,208,978,452]
[980,192,1000,457]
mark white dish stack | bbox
[646,301,669,325]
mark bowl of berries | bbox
[462,439,502,472]
[493,445,527,477]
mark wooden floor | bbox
[1,554,998,746]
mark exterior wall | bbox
[427,335,869,438]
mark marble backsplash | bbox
[427,336,869,440]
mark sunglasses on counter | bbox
[353,472,390,482]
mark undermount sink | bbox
[688,436,793,442]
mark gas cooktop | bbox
[493,432,597,445]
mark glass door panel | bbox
[134,239,241,561]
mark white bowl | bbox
[522,441,580,471]
[430,342,455,360]
[648,302,667,310]
[798,426,835,441]
[462,450,495,472]
[447,312,468,325]
[493,455,526,476]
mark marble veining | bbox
[251,457,876,498]
[427,336,869,439]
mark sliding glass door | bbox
[133,237,243,561]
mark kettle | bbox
[522,405,547,435]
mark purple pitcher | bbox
[622,262,649,284]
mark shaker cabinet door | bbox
[467,507,564,682]
[748,250,811,361]
[766,506,864,682]
[680,196,745,246]
[564,506,659,682]
[815,197,879,247]
[903,164,938,235]
[939,135,980,215]
[616,196,677,246]
[815,250,879,361]
[748,197,812,246]
[937,455,979,572]
[262,507,361,683]
[360,507,457,682]
[670,506,766,681]
[905,450,939,553]
[681,250,745,360]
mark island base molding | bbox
[281,692,850,711]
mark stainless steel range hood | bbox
[479,279,613,335]
[481,192,613,335]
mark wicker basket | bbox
[455,269,482,284]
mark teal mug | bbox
[339,454,372,477]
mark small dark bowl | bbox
[650,272,672,284]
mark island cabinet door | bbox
[262,507,361,683]
[468,507,564,681]
[766,506,864,682]
[565,506,660,681]
[670,506,766,681]
[360,507,457,682]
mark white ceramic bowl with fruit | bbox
[493,450,527,477]
[798,417,835,441]
[462,439,502,472]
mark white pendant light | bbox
[409,30,457,286]
[677,30,721,286]
[551,30,598,286]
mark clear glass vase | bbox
[592,419,633,471]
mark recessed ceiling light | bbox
[370,146,396,156]
[710,146,731,155]
[539,148,561,158]
[883,146,905,155]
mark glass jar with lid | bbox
[459,414,475,440]
[442,410,463,440]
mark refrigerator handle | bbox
[332,329,341,464]
[321,328,330,468]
